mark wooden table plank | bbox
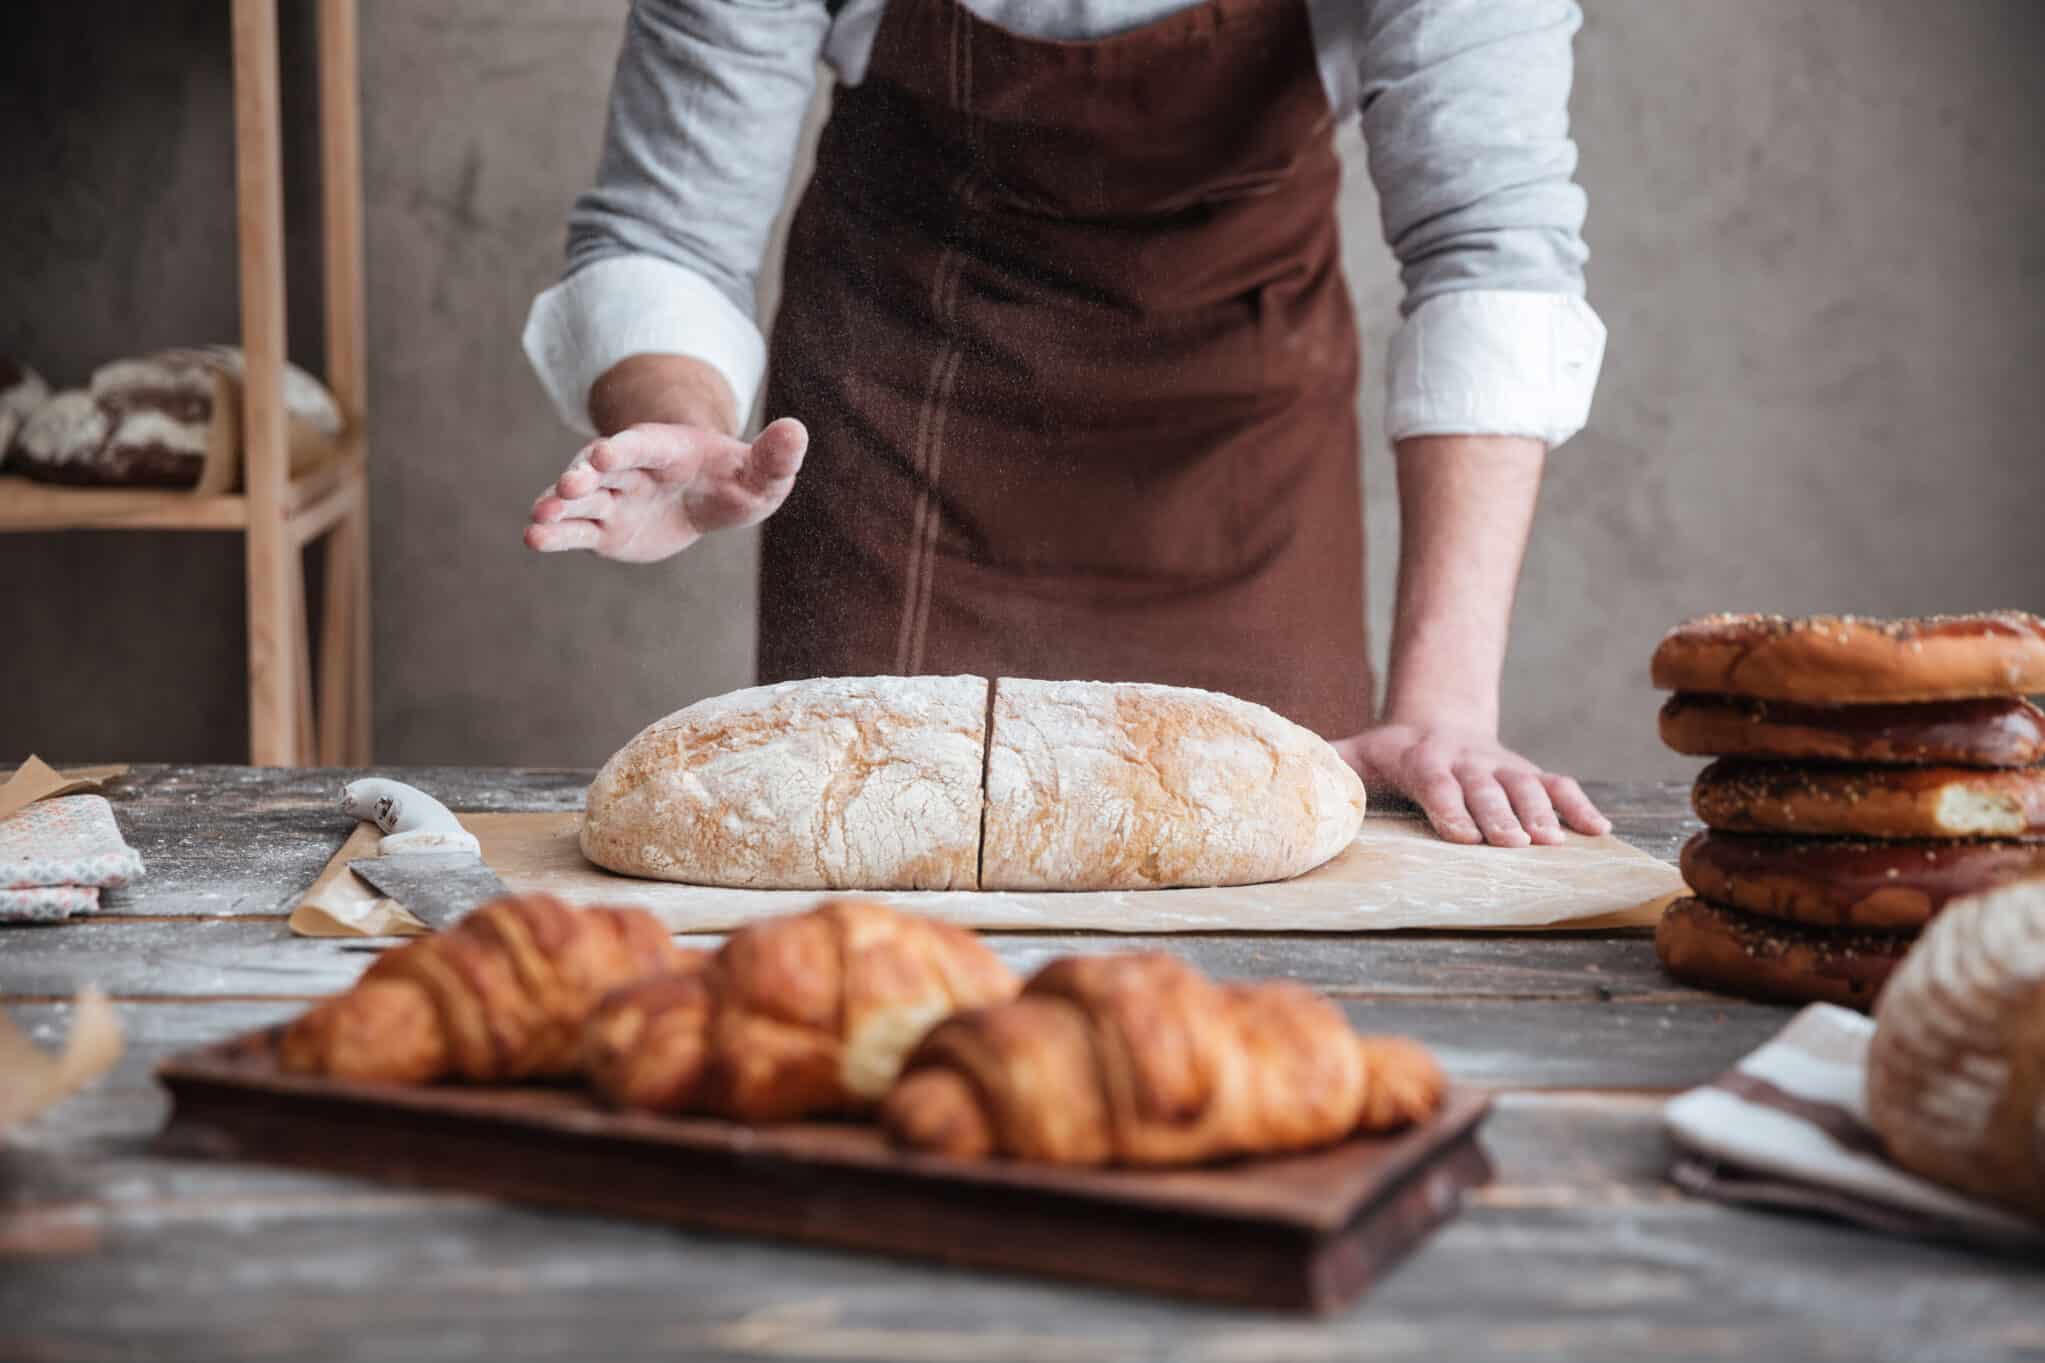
[4,917,1707,1003]
[89,767,1699,918]
[2,1191,2034,1363]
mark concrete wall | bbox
[7,0,2042,779]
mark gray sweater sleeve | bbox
[563,0,831,321]
[1338,0,1592,312]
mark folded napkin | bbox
[0,794,145,923]
[1663,1003,2045,1255]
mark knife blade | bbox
[339,777,507,932]
[347,851,508,933]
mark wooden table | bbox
[2,767,2037,1362]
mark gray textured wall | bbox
[7,0,2042,779]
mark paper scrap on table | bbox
[0,756,130,824]
[287,821,426,938]
[0,988,125,1131]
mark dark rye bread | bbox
[1659,694,2045,768]
[1655,896,1912,1011]
[1679,831,2045,932]
[1651,613,2045,703]
[1691,758,2045,840]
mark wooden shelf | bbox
[0,448,366,540]
[5,0,372,768]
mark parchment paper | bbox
[295,810,1681,936]
[0,988,124,1131]
[0,757,129,823]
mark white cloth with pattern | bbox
[0,795,144,922]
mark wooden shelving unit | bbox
[0,0,371,767]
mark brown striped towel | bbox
[1662,1003,2045,1255]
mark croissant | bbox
[880,952,1445,1166]
[279,894,694,1083]
[582,898,1019,1121]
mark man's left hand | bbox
[1335,723,1610,847]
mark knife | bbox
[340,778,507,932]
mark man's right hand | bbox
[524,354,808,563]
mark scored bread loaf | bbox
[582,676,1367,892]
[581,676,991,890]
[1865,877,2045,1220]
[980,678,1365,890]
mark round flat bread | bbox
[1691,759,2045,840]
[1651,613,2045,703]
[1659,694,2045,767]
[1679,831,2045,931]
[1654,896,1912,1010]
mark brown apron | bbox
[759,0,1370,737]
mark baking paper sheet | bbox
[295,810,1681,936]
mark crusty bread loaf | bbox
[1691,758,2045,840]
[581,676,990,890]
[1866,877,2045,1220]
[1651,613,2045,703]
[1659,694,2045,767]
[1680,831,2045,932]
[1654,896,1911,1010]
[0,358,49,461]
[7,348,344,489]
[980,679,1366,890]
[583,676,1366,892]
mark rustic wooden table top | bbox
[1,766,2037,1363]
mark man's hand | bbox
[1337,723,1608,847]
[525,418,808,562]
[524,353,807,562]
[1362,432,1607,845]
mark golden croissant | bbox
[880,952,1445,1166]
[582,898,1019,1122]
[279,893,693,1083]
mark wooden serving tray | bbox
[157,1030,1493,1314]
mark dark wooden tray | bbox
[157,1029,1493,1314]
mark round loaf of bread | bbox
[1651,613,2045,703]
[0,358,50,460]
[1654,896,1911,1009]
[1680,831,2045,931]
[1866,876,2045,1220]
[1691,759,2045,840]
[1659,694,2045,767]
[14,390,112,481]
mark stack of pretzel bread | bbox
[1650,612,2045,1009]
[278,893,1445,1167]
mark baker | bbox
[521,0,1613,849]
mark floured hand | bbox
[525,416,808,562]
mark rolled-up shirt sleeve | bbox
[1338,0,1608,449]
[523,0,829,434]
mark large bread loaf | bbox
[1865,876,2045,1220]
[582,677,1366,892]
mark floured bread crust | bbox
[981,679,1365,891]
[1866,878,2045,1220]
[581,676,988,889]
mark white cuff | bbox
[521,255,768,436]
[1384,291,1608,449]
